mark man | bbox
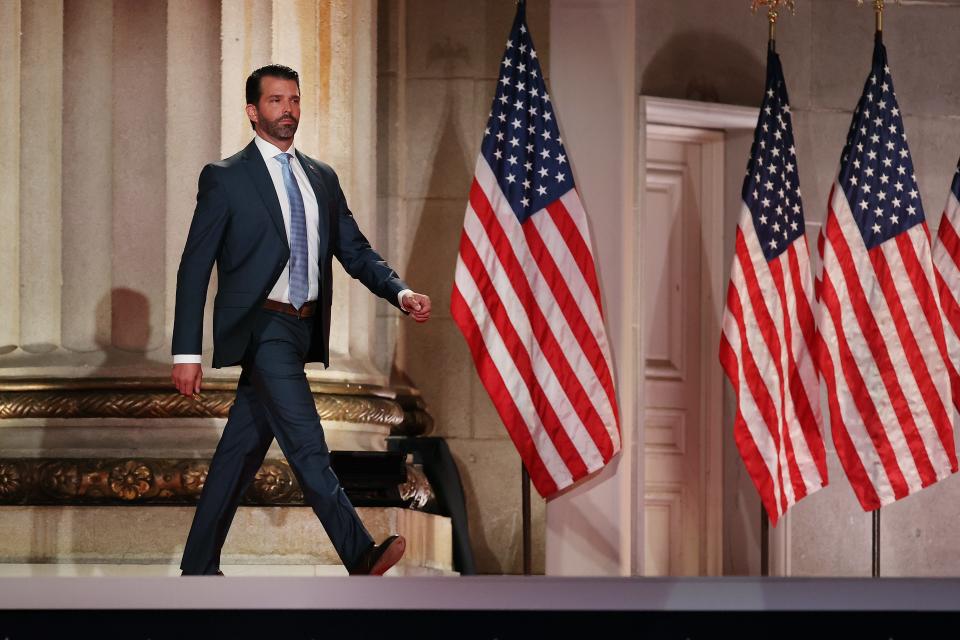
[172,64,430,576]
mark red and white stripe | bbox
[818,184,957,511]
[933,185,960,416]
[720,202,827,526]
[451,156,621,498]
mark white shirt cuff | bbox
[398,289,414,310]
[173,354,203,364]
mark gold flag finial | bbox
[857,0,900,33]
[751,1,796,46]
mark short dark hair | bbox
[245,64,300,131]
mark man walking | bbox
[172,64,430,576]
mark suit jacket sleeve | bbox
[171,164,230,356]
[330,171,409,311]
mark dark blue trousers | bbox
[179,308,374,575]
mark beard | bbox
[261,112,298,140]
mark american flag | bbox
[450,3,620,498]
[719,49,827,526]
[818,36,957,511]
[932,161,960,414]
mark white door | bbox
[643,125,724,576]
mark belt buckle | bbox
[295,304,304,319]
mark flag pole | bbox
[872,509,881,577]
[521,462,531,575]
[760,507,770,576]
[515,0,530,580]
[749,0,792,580]
[858,0,892,580]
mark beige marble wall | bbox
[378,0,552,574]
[634,0,960,576]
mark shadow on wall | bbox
[110,287,152,352]
[641,31,765,106]
[391,81,472,388]
[405,97,471,317]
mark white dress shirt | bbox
[174,136,411,364]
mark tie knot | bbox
[275,152,292,166]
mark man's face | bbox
[249,76,300,140]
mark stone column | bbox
[0,0,398,373]
[0,0,21,354]
[221,0,273,157]
[346,0,380,370]
[0,0,413,435]
[61,0,113,353]
[374,0,406,376]
[166,0,222,354]
[0,0,409,434]
[112,0,168,354]
[221,0,386,380]
[19,0,63,354]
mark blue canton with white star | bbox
[743,49,805,262]
[480,4,571,223]
[838,37,924,250]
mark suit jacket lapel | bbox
[241,140,289,251]
[296,150,331,259]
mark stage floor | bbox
[2,575,960,611]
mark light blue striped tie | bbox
[275,153,309,309]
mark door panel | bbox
[643,133,709,576]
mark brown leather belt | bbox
[262,299,317,319]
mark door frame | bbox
[638,96,758,575]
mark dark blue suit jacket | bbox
[172,140,408,368]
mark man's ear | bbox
[245,104,258,127]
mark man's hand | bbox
[401,292,432,322]
[172,363,203,397]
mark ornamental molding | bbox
[0,457,436,511]
[643,96,759,131]
[0,377,432,435]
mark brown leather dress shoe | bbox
[348,535,406,576]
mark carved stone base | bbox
[0,377,433,464]
[0,505,454,575]
[0,377,447,574]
